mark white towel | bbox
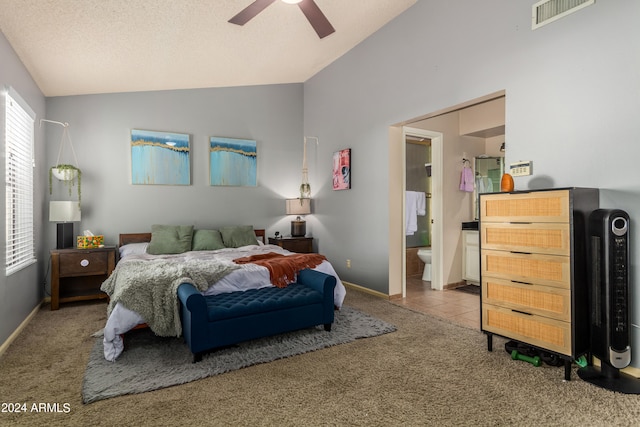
[416,191,426,216]
[485,177,493,193]
[476,176,494,194]
[405,191,425,235]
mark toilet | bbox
[417,247,432,281]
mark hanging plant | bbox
[49,164,81,204]
[41,119,82,207]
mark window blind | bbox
[5,88,36,275]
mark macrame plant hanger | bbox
[41,119,82,205]
[300,136,318,201]
[41,119,80,174]
[44,120,79,171]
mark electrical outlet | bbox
[346,259,351,268]
[510,161,533,177]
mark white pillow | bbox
[119,242,149,258]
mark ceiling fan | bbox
[229,0,336,39]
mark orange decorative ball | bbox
[500,173,514,192]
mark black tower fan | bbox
[578,209,640,393]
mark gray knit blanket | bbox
[101,257,240,337]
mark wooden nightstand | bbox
[50,246,116,310]
[268,237,314,253]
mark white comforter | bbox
[102,244,346,361]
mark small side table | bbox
[50,246,116,310]
[268,237,314,253]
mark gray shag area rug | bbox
[82,306,396,404]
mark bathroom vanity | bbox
[462,222,479,285]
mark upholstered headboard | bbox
[119,229,266,246]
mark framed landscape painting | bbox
[209,136,257,186]
[131,129,190,185]
[332,148,351,190]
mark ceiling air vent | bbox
[532,0,595,29]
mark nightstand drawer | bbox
[59,251,108,276]
[268,237,313,253]
[482,304,571,356]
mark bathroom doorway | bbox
[401,127,443,296]
[405,136,432,282]
[389,91,504,299]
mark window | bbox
[5,87,36,275]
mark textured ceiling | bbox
[0,0,416,96]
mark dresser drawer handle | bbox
[80,259,90,267]
[510,251,532,255]
[511,280,533,286]
[511,309,533,316]
[509,222,532,224]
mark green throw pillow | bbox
[147,224,194,254]
[192,229,225,251]
[219,225,257,248]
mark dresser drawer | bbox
[482,304,572,355]
[482,277,571,321]
[481,222,570,256]
[480,190,570,223]
[481,249,570,289]
[59,251,108,276]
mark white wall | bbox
[303,1,640,364]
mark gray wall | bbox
[45,84,305,253]
[0,31,46,346]
[303,1,640,362]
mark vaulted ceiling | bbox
[0,0,416,96]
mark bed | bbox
[101,226,346,361]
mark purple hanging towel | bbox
[459,166,474,192]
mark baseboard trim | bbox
[345,280,469,300]
[0,302,42,359]
[444,280,466,290]
[342,281,390,300]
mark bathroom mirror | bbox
[473,156,504,220]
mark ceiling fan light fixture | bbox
[230,0,335,39]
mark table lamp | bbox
[50,201,81,249]
[285,198,311,237]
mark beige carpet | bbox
[1,288,639,426]
[82,306,396,403]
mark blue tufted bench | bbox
[177,268,336,362]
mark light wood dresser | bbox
[479,188,599,380]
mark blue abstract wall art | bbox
[209,137,257,186]
[131,129,190,185]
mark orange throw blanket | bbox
[233,252,327,288]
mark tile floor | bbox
[393,276,480,330]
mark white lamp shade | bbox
[285,198,311,216]
[49,201,81,222]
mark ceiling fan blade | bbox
[298,0,335,39]
[229,0,277,26]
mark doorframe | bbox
[401,127,443,294]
